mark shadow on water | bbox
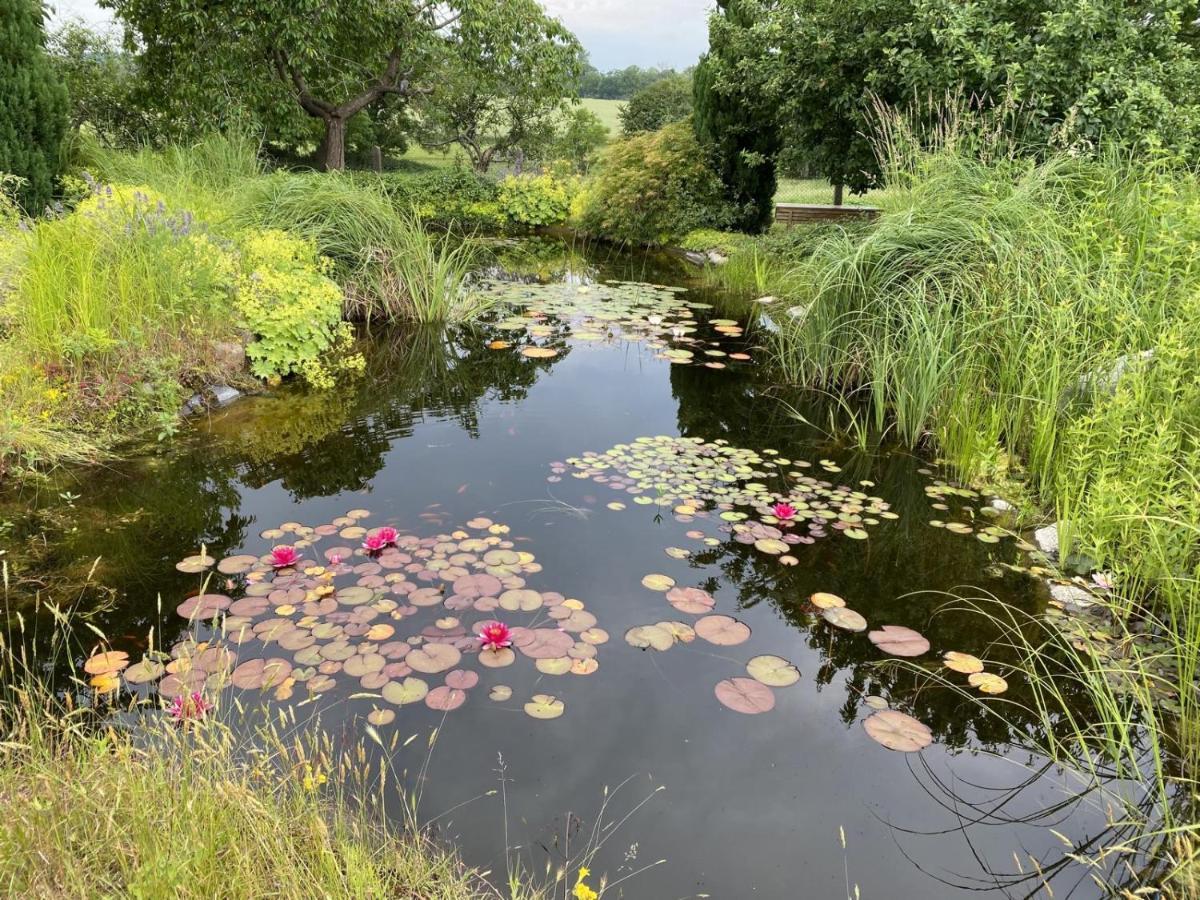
[0,236,1169,898]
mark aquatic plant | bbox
[167,689,212,723]
[478,621,513,652]
[269,545,299,568]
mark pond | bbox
[5,236,1131,897]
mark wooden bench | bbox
[775,203,881,225]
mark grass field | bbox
[774,177,890,206]
[579,98,625,137]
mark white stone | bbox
[1049,582,1096,612]
[1034,523,1060,557]
[989,498,1016,513]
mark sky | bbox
[48,0,713,71]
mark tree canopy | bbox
[620,72,693,136]
[761,0,1200,193]
[103,0,578,171]
[418,8,581,172]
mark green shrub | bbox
[498,172,577,227]
[620,73,693,136]
[371,168,503,230]
[234,229,361,387]
[574,121,734,246]
[679,228,752,255]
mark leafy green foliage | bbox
[47,21,152,149]
[575,121,735,246]
[620,73,693,136]
[234,229,359,387]
[550,107,609,173]
[765,0,1200,193]
[498,172,577,227]
[0,0,68,211]
[419,4,582,173]
[694,1,780,232]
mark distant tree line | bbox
[579,60,689,100]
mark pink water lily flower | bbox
[362,533,387,553]
[270,545,299,568]
[169,691,212,723]
[478,621,513,652]
[328,553,344,567]
[772,502,798,521]
[376,526,399,547]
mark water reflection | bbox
[0,238,1150,898]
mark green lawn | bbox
[774,177,891,207]
[579,98,626,137]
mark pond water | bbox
[6,237,1128,897]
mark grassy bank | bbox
[727,111,1200,888]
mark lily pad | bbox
[367,708,396,726]
[746,655,800,687]
[382,677,429,705]
[714,677,776,714]
[867,625,930,658]
[943,651,985,675]
[524,693,565,720]
[84,651,129,676]
[822,607,867,632]
[863,710,933,751]
[695,615,751,646]
[406,643,461,674]
[489,685,512,702]
[176,554,215,574]
[425,686,467,711]
[968,672,1009,694]
[641,574,675,592]
[810,592,845,610]
[665,586,716,614]
[123,658,166,685]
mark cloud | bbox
[543,0,711,68]
[47,0,711,69]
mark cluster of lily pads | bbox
[550,436,897,561]
[480,280,755,368]
[617,572,1010,752]
[924,479,1012,544]
[83,514,609,724]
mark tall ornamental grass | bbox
[766,107,1200,889]
[229,173,488,323]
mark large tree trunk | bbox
[319,117,348,171]
[833,182,844,206]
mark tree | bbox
[771,0,1200,194]
[0,0,68,211]
[620,72,693,136]
[419,10,581,173]
[48,21,152,148]
[693,1,781,232]
[103,0,575,172]
[551,107,609,173]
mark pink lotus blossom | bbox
[772,502,798,521]
[169,691,212,723]
[362,533,387,554]
[270,545,299,568]
[377,527,399,547]
[328,553,344,567]
[478,621,513,652]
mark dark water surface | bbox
[4,238,1122,898]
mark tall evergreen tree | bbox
[0,0,68,211]
[693,0,780,233]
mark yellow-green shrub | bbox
[498,172,578,227]
[234,229,362,388]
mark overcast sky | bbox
[48,0,712,71]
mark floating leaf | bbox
[694,615,751,646]
[176,554,215,574]
[968,672,1009,694]
[478,648,515,668]
[84,651,129,676]
[123,659,165,685]
[231,658,292,690]
[863,710,933,751]
[864,695,889,710]
[943,651,985,675]
[810,592,845,610]
[714,677,775,714]
[666,586,716,614]
[746,655,800,687]
[407,643,461,674]
[176,593,231,619]
[489,685,512,702]
[524,694,565,720]
[822,607,867,632]
[641,574,675,592]
[867,626,930,658]
[624,625,674,651]
[536,657,572,675]
[425,686,467,711]
[445,669,479,690]
[382,677,429,705]
[521,347,559,359]
[367,708,395,726]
